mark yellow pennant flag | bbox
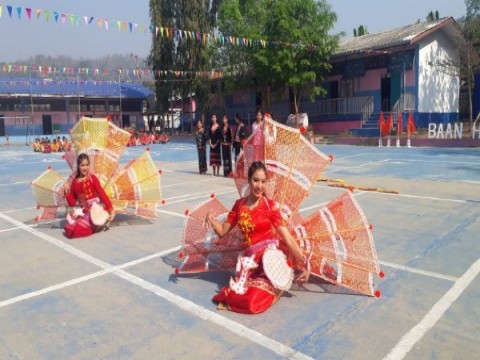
[97,18,103,28]
[36,9,42,19]
[68,14,74,26]
[44,10,50,22]
[0,5,2,18]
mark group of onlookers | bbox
[127,130,169,147]
[195,111,263,177]
[33,136,72,153]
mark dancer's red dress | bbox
[212,196,286,314]
[64,174,113,239]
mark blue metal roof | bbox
[0,77,153,98]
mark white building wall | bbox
[418,30,460,113]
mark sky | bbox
[0,0,467,63]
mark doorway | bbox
[42,115,52,135]
[381,77,391,111]
[0,116,5,136]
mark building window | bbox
[340,79,354,98]
[108,104,120,112]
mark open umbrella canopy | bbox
[31,117,163,222]
[234,116,331,220]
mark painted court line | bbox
[0,212,312,360]
[379,261,458,282]
[324,159,390,174]
[0,246,181,309]
[160,189,237,206]
[384,257,480,360]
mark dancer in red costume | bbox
[205,161,310,314]
[62,153,115,238]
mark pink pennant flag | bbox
[61,13,66,24]
[155,26,159,37]
[105,19,109,30]
[134,23,138,29]
[26,7,31,20]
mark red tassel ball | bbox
[146,147,150,152]
[210,193,215,198]
[158,169,162,175]
[174,268,180,274]
[241,139,246,146]
[178,252,184,259]
[34,216,39,222]
[328,155,334,162]
[161,199,166,205]
[47,166,51,170]
[379,271,385,278]
[229,172,234,178]
[36,205,41,210]
[369,224,374,230]
[300,126,306,134]
[287,260,292,268]
[184,209,189,216]
[348,186,355,193]
[374,290,381,298]
[107,115,112,121]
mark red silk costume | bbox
[64,174,113,239]
[212,196,287,314]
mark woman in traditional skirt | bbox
[209,114,222,176]
[221,114,233,177]
[205,161,310,314]
[233,113,247,162]
[195,120,208,175]
[62,153,115,238]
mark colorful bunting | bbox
[0,3,319,52]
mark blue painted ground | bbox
[0,140,479,359]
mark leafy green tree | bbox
[462,0,480,124]
[148,0,220,118]
[217,0,338,114]
[426,10,440,21]
[353,25,368,37]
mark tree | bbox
[462,0,480,124]
[353,25,369,37]
[217,0,338,114]
[426,10,440,22]
[148,0,220,120]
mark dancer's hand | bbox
[205,211,215,228]
[296,267,310,284]
[63,182,70,195]
[108,210,115,222]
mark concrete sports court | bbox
[0,141,479,359]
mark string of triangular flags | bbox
[0,3,320,52]
[0,78,193,86]
[0,63,223,79]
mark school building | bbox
[0,79,153,137]
[206,17,463,136]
